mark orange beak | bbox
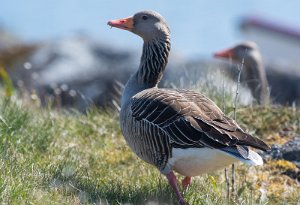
[107,16,134,31]
[213,48,234,59]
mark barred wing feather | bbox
[131,88,269,156]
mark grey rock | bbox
[281,137,300,165]
[10,35,136,111]
[263,137,300,168]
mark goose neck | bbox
[121,37,170,106]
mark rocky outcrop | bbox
[7,34,300,112]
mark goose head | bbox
[213,41,262,67]
[108,10,170,42]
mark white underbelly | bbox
[168,147,238,176]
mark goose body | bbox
[108,11,269,205]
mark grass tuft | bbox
[0,67,13,97]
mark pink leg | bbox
[182,176,192,190]
[166,171,187,205]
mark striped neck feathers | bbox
[136,37,171,87]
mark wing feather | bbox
[131,88,270,154]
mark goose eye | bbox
[142,15,148,20]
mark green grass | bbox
[0,94,299,205]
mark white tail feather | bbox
[243,150,264,166]
[222,149,264,166]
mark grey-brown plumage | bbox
[214,41,270,105]
[108,11,269,205]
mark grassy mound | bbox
[0,95,299,205]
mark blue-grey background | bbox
[1,0,300,57]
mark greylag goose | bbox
[108,11,270,205]
[214,41,300,105]
[214,41,270,105]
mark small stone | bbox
[24,62,32,70]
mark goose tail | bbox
[221,146,264,166]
